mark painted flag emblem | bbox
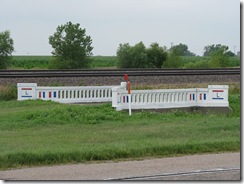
[21,88,33,98]
[212,90,224,100]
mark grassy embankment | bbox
[0,83,240,170]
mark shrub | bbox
[163,53,183,68]
[184,60,211,68]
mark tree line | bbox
[0,21,239,69]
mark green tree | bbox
[117,42,148,68]
[117,42,168,68]
[0,31,14,69]
[49,21,93,69]
[147,43,168,68]
[210,46,230,67]
[131,42,148,68]
[170,43,195,56]
[225,50,235,57]
[203,44,228,56]
[116,43,133,68]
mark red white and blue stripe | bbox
[189,93,207,101]
[199,93,207,100]
[38,91,57,99]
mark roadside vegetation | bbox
[0,83,240,170]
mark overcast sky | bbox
[0,0,240,56]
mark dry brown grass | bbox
[0,85,17,100]
[0,86,11,96]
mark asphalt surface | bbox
[0,152,240,181]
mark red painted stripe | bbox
[39,92,41,98]
[49,92,52,98]
[200,94,202,100]
[190,94,192,100]
[213,90,224,92]
[22,88,32,90]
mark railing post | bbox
[17,83,37,101]
[112,87,119,107]
[114,82,127,110]
[207,85,229,107]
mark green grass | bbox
[0,93,240,170]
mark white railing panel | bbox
[115,86,229,111]
[18,83,117,104]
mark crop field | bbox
[11,56,118,69]
[88,56,118,68]
[0,89,240,170]
[11,56,52,69]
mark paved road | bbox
[0,152,240,181]
[119,168,240,180]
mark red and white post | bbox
[124,74,132,116]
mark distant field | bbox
[10,55,240,69]
[88,56,118,68]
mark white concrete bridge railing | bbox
[17,83,117,104]
[17,83,229,111]
[113,83,229,111]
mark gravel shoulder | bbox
[0,74,240,86]
[0,152,240,180]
